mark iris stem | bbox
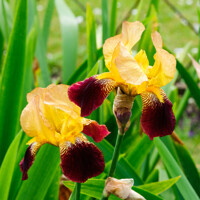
[75,182,81,200]
[108,129,124,177]
[100,127,125,200]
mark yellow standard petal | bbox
[114,42,148,86]
[148,49,176,87]
[41,84,83,143]
[134,49,149,73]
[103,21,145,70]
[121,21,145,51]
[27,87,45,103]
[103,34,122,69]
[20,95,57,145]
[44,84,81,117]
[151,31,163,49]
[147,32,176,87]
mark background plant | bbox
[0,0,200,199]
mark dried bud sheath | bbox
[113,88,134,133]
[103,177,146,200]
[127,190,146,200]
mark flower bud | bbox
[113,88,134,133]
[103,177,146,200]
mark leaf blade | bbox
[35,22,51,86]
[127,135,154,171]
[55,0,78,83]
[102,0,109,41]
[0,131,22,200]
[42,0,55,50]
[174,143,200,197]
[110,0,117,36]
[176,60,200,109]
[0,0,27,163]
[154,138,199,200]
[86,4,97,73]
[138,176,180,195]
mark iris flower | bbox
[20,84,110,183]
[68,21,176,140]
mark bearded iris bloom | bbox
[20,84,110,183]
[68,21,176,140]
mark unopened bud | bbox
[113,88,134,133]
[103,177,146,200]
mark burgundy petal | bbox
[60,140,105,183]
[140,90,175,140]
[68,76,116,117]
[19,142,41,180]
[82,120,110,142]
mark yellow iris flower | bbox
[68,21,176,139]
[99,21,176,100]
[20,84,109,182]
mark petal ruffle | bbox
[148,32,176,87]
[60,139,105,183]
[121,21,145,51]
[22,84,84,145]
[44,84,80,116]
[27,87,45,103]
[148,49,176,87]
[82,118,110,142]
[103,21,145,69]
[68,76,117,117]
[103,34,122,69]
[151,31,163,49]
[140,89,175,140]
[20,95,56,144]
[19,141,42,180]
[42,84,83,138]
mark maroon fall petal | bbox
[68,76,116,117]
[60,140,105,183]
[19,142,41,180]
[82,120,110,142]
[140,90,175,140]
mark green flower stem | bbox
[101,127,125,200]
[75,182,81,200]
[108,129,124,177]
